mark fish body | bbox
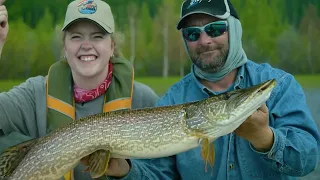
[0,79,276,180]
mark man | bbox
[106,0,320,179]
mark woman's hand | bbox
[81,155,131,178]
[0,0,8,52]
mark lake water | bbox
[300,88,320,180]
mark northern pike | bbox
[0,79,276,180]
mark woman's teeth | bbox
[80,56,96,62]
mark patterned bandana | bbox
[73,63,113,103]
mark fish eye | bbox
[224,93,231,100]
[224,92,238,100]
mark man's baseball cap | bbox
[61,0,114,33]
[177,0,239,30]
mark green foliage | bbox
[233,0,290,65]
[0,0,319,79]
[294,74,320,89]
[31,8,56,77]
[0,18,34,78]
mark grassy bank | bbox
[0,75,319,95]
[138,75,320,95]
[294,75,320,89]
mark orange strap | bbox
[103,98,132,112]
[47,95,75,120]
[63,170,72,180]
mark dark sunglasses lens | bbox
[205,23,227,37]
[182,28,201,41]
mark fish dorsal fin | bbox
[0,139,37,179]
[199,138,215,175]
[85,150,111,179]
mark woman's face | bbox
[64,20,114,80]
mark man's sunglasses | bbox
[182,21,228,42]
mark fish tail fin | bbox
[200,138,215,175]
[0,139,37,179]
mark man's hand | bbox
[0,0,8,50]
[81,156,130,178]
[234,104,274,152]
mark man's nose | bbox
[198,31,212,45]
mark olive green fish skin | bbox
[1,79,276,180]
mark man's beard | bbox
[190,44,229,73]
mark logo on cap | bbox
[187,0,212,9]
[78,0,97,14]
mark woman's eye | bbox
[71,35,80,39]
[94,35,103,39]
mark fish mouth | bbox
[256,79,276,93]
[216,79,276,127]
[252,79,276,100]
[233,79,276,110]
[239,79,276,108]
[248,79,275,96]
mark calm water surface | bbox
[300,88,320,180]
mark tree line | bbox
[0,0,319,79]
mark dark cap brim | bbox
[176,0,238,30]
[176,11,229,30]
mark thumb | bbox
[0,12,8,28]
[258,104,268,114]
[0,0,5,6]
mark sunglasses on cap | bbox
[182,21,228,42]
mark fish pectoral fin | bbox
[88,149,111,179]
[199,138,215,174]
[0,138,37,179]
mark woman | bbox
[0,0,158,179]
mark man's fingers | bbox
[247,104,268,120]
[258,104,268,113]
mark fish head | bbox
[221,79,276,119]
[185,79,276,138]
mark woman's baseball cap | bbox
[61,0,114,33]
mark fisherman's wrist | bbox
[249,127,274,152]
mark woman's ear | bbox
[110,40,115,57]
[111,40,115,52]
[63,46,67,59]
